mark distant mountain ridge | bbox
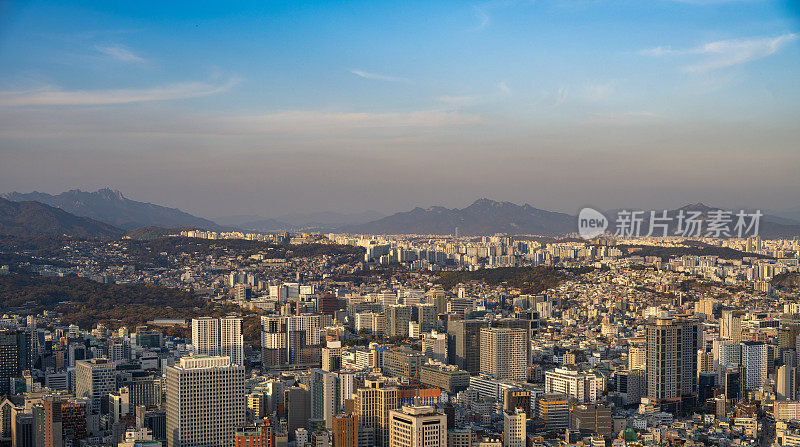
[0,197,124,238]
[338,199,800,237]
[338,198,576,236]
[1,189,220,230]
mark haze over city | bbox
[1,1,799,218]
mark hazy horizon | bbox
[1,1,798,218]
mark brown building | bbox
[536,393,570,431]
[42,398,62,447]
[61,399,87,442]
[234,421,274,447]
[571,403,612,436]
[332,413,358,447]
[503,388,531,417]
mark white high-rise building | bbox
[192,317,220,356]
[192,316,244,365]
[741,341,768,391]
[220,316,244,366]
[166,355,245,447]
[388,406,446,447]
[544,367,598,403]
[503,408,526,447]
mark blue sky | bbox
[0,0,798,217]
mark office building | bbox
[385,305,412,338]
[777,365,798,401]
[285,386,311,437]
[388,406,446,447]
[310,369,339,429]
[0,330,30,396]
[537,393,570,431]
[544,367,598,403]
[421,332,447,363]
[165,356,245,447]
[503,388,531,416]
[75,358,115,414]
[571,404,612,436]
[332,414,358,447]
[720,310,744,343]
[234,423,274,447]
[446,320,487,375]
[419,362,470,394]
[503,408,526,447]
[355,379,398,447]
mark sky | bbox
[0,0,798,219]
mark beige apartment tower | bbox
[166,355,245,447]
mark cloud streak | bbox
[0,79,239,107]
[95,44,146,64]
[349,69,411,83]
[641,33,798,72]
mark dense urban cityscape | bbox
[1,1,798,446]
[0,223,799,447]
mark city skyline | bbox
[1,1,798,217]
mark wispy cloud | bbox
[349,69,411,83]
[223,110,481,133]
[435,83,511,108]
[641,33,799,72]
[0,108,482,140]
[471,0,533,31]
[0,79,239,107]
[95,44,146,64]
[587,111,665,125]
[472,4,491,30]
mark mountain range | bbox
[1,189,220,230]
[0,197,124,238]
[0,188,797,239]
[339,198,576,236]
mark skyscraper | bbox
[720,310,743,343]
[191,317,220,356]
[191,317,244,366]
[777,365,798,400]
[388,406,446,447]
[645,315,699,412]
[165,356,245,447]
[310,369,339,429]
[479,328,527,381]
[446,320,487,374]
[740,341,768,391]
[75,358,115,414]
[220,316,245,366]
[355,379,398,447]
[285,386,311,437]
[0,330,30,396]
